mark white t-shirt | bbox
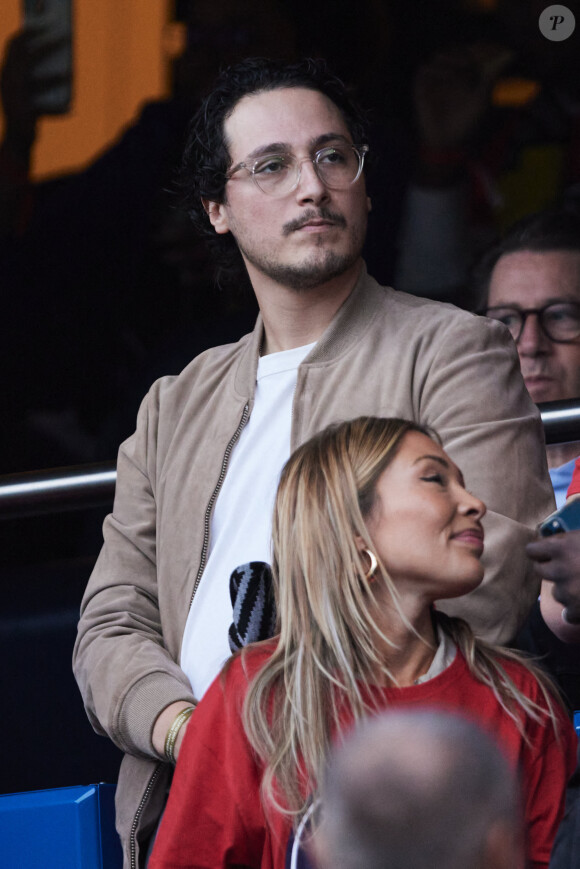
[180,342,315,699]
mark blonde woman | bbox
[150,418,576,869]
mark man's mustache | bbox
[283,208,347,236]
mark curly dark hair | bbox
[180,57,370,291]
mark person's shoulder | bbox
[145,331,255,408]
[496,653,577,758]
[366,273,507,340]
[493,652,547,691]
[177,331,255,378]
[482,651,569,728]
[455,646,544,691]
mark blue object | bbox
[549,458,576,509]
[574,710,580,739]
[0,784,122,868]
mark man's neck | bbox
[253,260,362,355]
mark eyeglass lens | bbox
[251,146,364,195]
[486,303,580,342]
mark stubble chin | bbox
[241,238,364,292]
[268,251,360,291]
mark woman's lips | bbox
[452,528,485,553]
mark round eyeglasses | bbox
[225,144,369,197]
[482,301,580,344]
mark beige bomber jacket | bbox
[73,265,555,867]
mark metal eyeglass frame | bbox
[225,144,369,196]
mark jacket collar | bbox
[234,262,386,395]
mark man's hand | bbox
[527,531,580,642]
[527,532,580,621]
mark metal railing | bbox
[539,398,580,444]
[0,463,116,519]
[0,399,579,520]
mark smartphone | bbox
[538,498,580,537]
[23,0,72,115]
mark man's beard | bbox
[238,208,364,292]
[241,246,361,291]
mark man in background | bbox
[474,208,580,728]
[476,206,580,505]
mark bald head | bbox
[313,710,524,869]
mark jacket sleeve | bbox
[149,660,274,869]
[72,382,196,759]
[421,313,555,643]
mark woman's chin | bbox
[436,569,484,600]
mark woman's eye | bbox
[421,474,444,484]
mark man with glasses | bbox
[73,58,554,866]
[476,207,580,505]
[476,208,580,724]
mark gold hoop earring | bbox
[363,549,378,580]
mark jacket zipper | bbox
[130,762,162,869]
[189,401,250,606]
[129,402,250,865]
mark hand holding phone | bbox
[527,521,580,625]
[537,497,580,536]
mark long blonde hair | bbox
[242,417,560,822]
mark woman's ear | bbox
[202,199,230,235]
[354,534,367,555]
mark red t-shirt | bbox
[150,645,576,869]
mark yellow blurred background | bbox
[0,0,172,179]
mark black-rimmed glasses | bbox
[226,144,369,197]
[482,301,580,344]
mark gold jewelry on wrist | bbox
[164,705,195,764]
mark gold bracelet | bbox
[164,705,195,764]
